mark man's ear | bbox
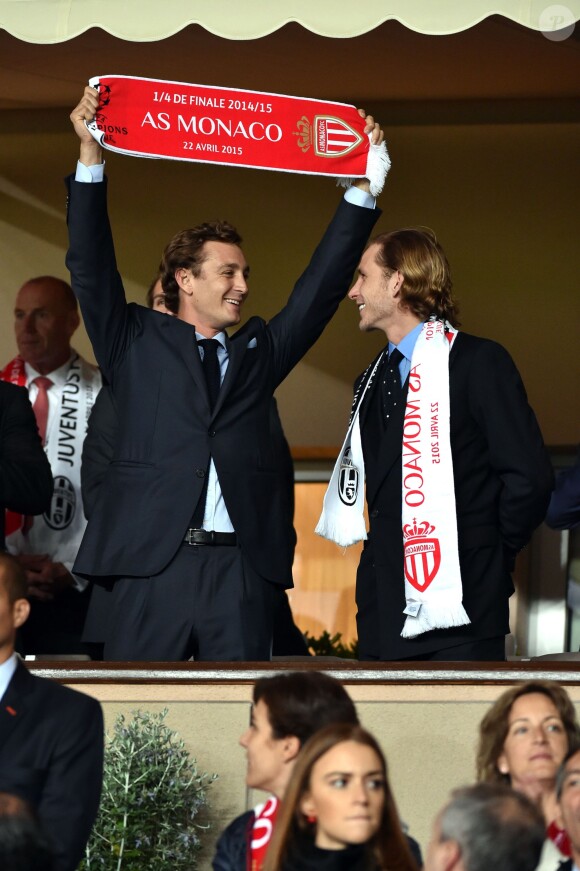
[282,735,301,764]
[175,268,193,296]
[13,598,30,630]
[437,839,462,871]
[392,270,403,297]
[67,308,81,338]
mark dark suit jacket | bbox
[0,659,103,871]
[546,447,580,530]
[81,384,309,651]
[65,177,379,586]
[82,387,295,549]
[357,331,554,659]
[0,381,53,549]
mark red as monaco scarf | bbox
[249,796,279,871]
[86,75,389,195]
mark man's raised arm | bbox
[70,86,103,170]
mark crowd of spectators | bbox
[1,638,577,871]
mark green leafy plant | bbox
[304,629,358,659]
[81,709,217,870]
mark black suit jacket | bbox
[81,387,309,652]
[0,381,53,550]
[66,177,379,586]
[546,446,580,530]
[0,660,103,871]
[357,331,554,659]
[82,387,296,548]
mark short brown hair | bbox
[0,554,27,604]
[477,681,580,783]
[372,228,460,327]
[159,222,242,314]
[263,723,417,871]
[253,671,358,746]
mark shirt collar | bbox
[24,354,74,388]
[195,331,227,350]
[0,652,18,702]
[389,321,424,362]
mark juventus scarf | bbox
[1,354,101,566]
[317,319,470,639]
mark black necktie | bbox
[381,348,404,423]
[191,339,221,528]
[198,339,221,411]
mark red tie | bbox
[32,376,53,445]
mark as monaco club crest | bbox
[403,519,441,592]
[294,115,364,157]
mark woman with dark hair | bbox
[262,723,418,871]
[477,680,580,871]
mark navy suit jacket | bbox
[0,660,103,871]
[546,447,580,530]
[65,177,379,586]
[357,330,554,659]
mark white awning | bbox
[1,0,579,43]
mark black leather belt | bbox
[183,529,237,546]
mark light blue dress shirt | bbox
[388,321,425,386]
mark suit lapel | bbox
[163,317,211,412]
[359,366,380,431]
[365,380,409,506]
[165,315,261,419]
[211,321,260,419]
[449,331,462,368]
[211,332,246,419]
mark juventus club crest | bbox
[45,475,76,531]
[294,115,364,157]
[338,448,359,505]
[403,519,441,592]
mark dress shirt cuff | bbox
[344,186,376,210]
[60,559,89,592]
[75,161,105,183]
[71,573,89,593]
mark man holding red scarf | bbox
[66,85,385,661]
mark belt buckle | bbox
[184,528,202,546]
